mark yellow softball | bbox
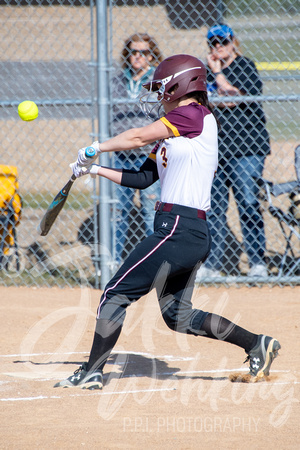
[18,101,39,121]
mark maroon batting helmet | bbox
[143,54,207,102]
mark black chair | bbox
[256,145,300,277]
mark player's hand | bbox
[77,141,101,167]
[70,162,100,178]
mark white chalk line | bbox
[179,368,291,374]
[1,349,298,403]
[0,350,194,362]
[1,378,299,403]
[1,368,298,403]
[0,351,88,358]
[1,348,297,380]
[2,368,293,383]
[0,387,176,403]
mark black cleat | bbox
[54,363,103,390]
[245,334,281,381]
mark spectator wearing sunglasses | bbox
[112,33,163,266]
[197,24,270,280]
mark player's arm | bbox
[92,118,169,184]
[75,119,173,170]
[99,119,173,153]
[73,119,173,181]
[91,155,159,187]
[121,157,159,188]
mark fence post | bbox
[96,0,111,288]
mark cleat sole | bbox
[82,382,103,390]
[256,338,281,379]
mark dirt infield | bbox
[0,285,299,449]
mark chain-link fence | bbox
[0,0,299,288]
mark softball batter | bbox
[54,54,280,390]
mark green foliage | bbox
[224,0,299,16]
[0,268,96,288]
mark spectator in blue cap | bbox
[207,24,234,41]
[197,24,270,280]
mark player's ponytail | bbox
[188,91,221,130]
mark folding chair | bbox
[0,165,22,271]
[257,145,300,277]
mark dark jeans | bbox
[205,155,266,271]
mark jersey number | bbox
[161,147,168,168]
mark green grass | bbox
[21,192,94,210]
[0,269,96,288]
[225,1,299,16]
[264,100,299,140]
[242,39,299,66]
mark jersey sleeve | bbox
[160,103,210,138]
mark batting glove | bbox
[70,162,100,178]
[77,141,101,167]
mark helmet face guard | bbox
[140,54,207,118]
[140,89,164,119]
[140,80,166,118]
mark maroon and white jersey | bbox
[149,102,218,211]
